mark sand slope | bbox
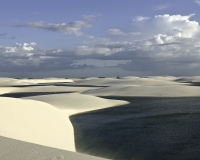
[0,78,73,87]
[0,78,33,87]
[0,92,128,154]
[0,97,75,152]
[19,78,74,84]
[0,86,100,96]
[24,93,129,115]
[82,85,200,97]
[68,77,185,87]
[0,136,108,160]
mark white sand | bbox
[24,93,129,115]
[0,87,128,153]
[0,87,16,94]
[0,78,33,87]
[0,86,100,94]
[82,85,200,97]
[0,136,108,160]
[0,97,75,151]
[68,77,185,86]
[0,78,74,87]
[19,78,74,84]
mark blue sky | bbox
[1,0,200,77]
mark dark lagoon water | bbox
[70,97,200,160]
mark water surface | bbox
[70,97,200,160]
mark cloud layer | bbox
[107,29,142,36]
[13,21,91,36]
[2,14,200,76]
[154,4,169,10]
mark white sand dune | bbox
[0,78,74,87]
[144,76,179,81]
[117,76,140,79]
[0,87,16,94]
[0,136,108,160]
[24,93,129,115]
[0,86,100,95]
[0,78,33,87]
[19,78,74,84]
[68,77,185,87]
[0,97,75,151]
[0,92,128,155]
[82,85,200,97]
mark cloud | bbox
[133,16,150,22]
[2,13,200,76]
[13,21,91,36]
[0,33,7,39]
[154,4,169,10]
[107,29,142,36]
[0,33,7,37]
[88,37,200,75]
[0,33,16,40]
[133,14,199,39]
[0,42,96,72]
[195,0,200,5]
[2,35,200,76]
[82,14,96,21]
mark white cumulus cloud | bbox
[133,14,200,39]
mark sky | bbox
[1,0,200,77]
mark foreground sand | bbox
[0,136,108,160]
[0,97,75,151]
[1,76,200,159]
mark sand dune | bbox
[0,87,16,94]
[0,78,74,87]
[0,90,128,154]
[144,76,179,81]
[0,78,33,87]
[19,78,74,84]
[68,77,185,87]
[24,93,129,115]
[0,97,75,151]
[0,86,100,94]
[82,85,200,97]
[0,136,108,160]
